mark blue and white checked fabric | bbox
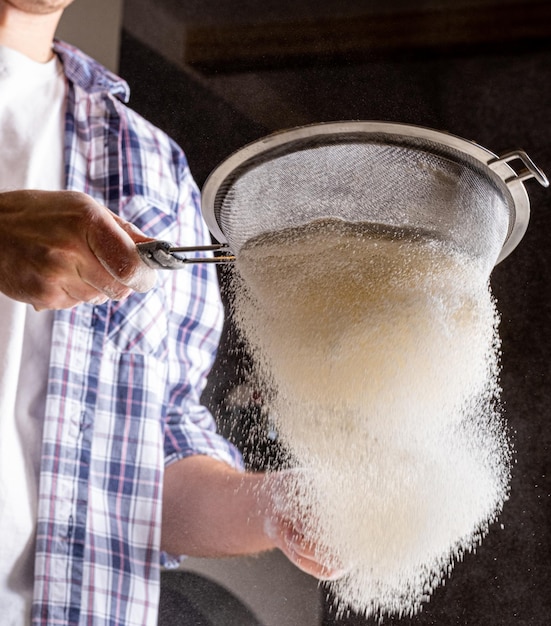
[31,41,242,625]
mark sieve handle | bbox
[489,151,549,187]
[137,240,235,269]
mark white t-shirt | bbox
[0,45,66,624]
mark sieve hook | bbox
[137,240,235,270]
[489,151,549,188]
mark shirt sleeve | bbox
[161,159,244,473]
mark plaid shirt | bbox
[32,41,242,625]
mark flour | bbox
[231,219,511,618]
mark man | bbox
[0,1,338,624]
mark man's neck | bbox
[0,5,63,63]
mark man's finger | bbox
[85,204,157,293]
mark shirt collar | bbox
[52,39,130,103]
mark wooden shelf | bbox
[182,1,551,71]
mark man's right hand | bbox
[0,189,157,309]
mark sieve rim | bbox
[201,121,536,265]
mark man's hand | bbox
[0,190,157,309]
[261,469,348,581]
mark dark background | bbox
[119,2,551,624]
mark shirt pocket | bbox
[103,287,169,357]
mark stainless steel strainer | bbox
[139,121,548,273]
[202,121,548,272]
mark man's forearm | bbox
[161,454,347,580]
[161,454,275,558]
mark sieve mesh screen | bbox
[214,139,512,274]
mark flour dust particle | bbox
[230,219,511,619]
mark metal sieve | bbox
[200,121,548,273]
[138,121,547,273]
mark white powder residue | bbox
[231,219,511,619]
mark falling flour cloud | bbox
[230,219,512,619]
